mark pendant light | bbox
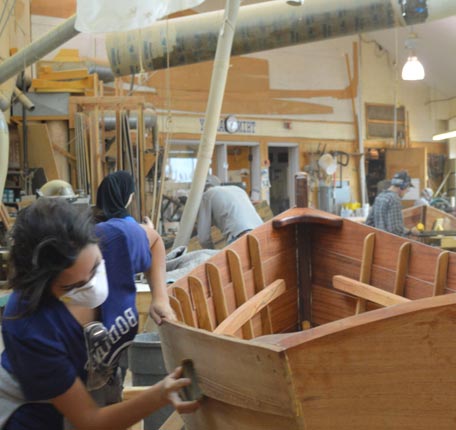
[401,32,425,81]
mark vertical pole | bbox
[357,36,367,205]
[295,173,312,328]
[173,0,241,248]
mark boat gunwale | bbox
[251,291,456,349]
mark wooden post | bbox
[295,172,312,328]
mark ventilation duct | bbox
[105,0,452,76]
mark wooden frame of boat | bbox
[156,174,456,430]
[403,204,456,231]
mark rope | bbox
[152,18,173,230]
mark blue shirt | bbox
[1,218,151,429]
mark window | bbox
[165,145,198,183]
[365,103,406,140]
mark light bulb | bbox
[401,56,425,81]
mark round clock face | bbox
[224,115,239,133]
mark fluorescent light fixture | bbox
[401,56,425,80]
[432,130,456,141]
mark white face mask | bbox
[60,260,109,308]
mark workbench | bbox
[412,230,456,250]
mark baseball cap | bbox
[391,171,413,190]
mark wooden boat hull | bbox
[403,204,456,231]
[159,206,456,429]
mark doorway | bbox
[365,148,386,205]
[214,142,260,199]
[268,145,299,215]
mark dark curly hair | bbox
[7,198,97,316]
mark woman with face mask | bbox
[0,198,199,429]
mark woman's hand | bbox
[149,298,176,325]
[160,367,201,414]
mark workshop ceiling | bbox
[31,0,456,97]
[194,1,456,97]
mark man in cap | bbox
[366,170,414,237]
[197,175,263,249]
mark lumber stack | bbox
[31,49,97,94]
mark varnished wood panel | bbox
[283,294,456,430]
[171,219,298,333]
[159,321,296,418]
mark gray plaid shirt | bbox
[365,190,407,236]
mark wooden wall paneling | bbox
[227,145,251,192]
[147,57,270,93]
[19,122,59,180]
[31,0,76,18]
[150,96,333,116]
[385,148,426,201]
[47,120,71,182]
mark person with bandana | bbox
[0,198,199,429]
[93,170,172,323]
[94,170,136,223]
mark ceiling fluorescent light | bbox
[432,130,456,141]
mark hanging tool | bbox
[332,151,350,188]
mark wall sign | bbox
[199,118,256,134]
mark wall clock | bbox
[224,115,240,133]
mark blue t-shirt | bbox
[1,218,151,429]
